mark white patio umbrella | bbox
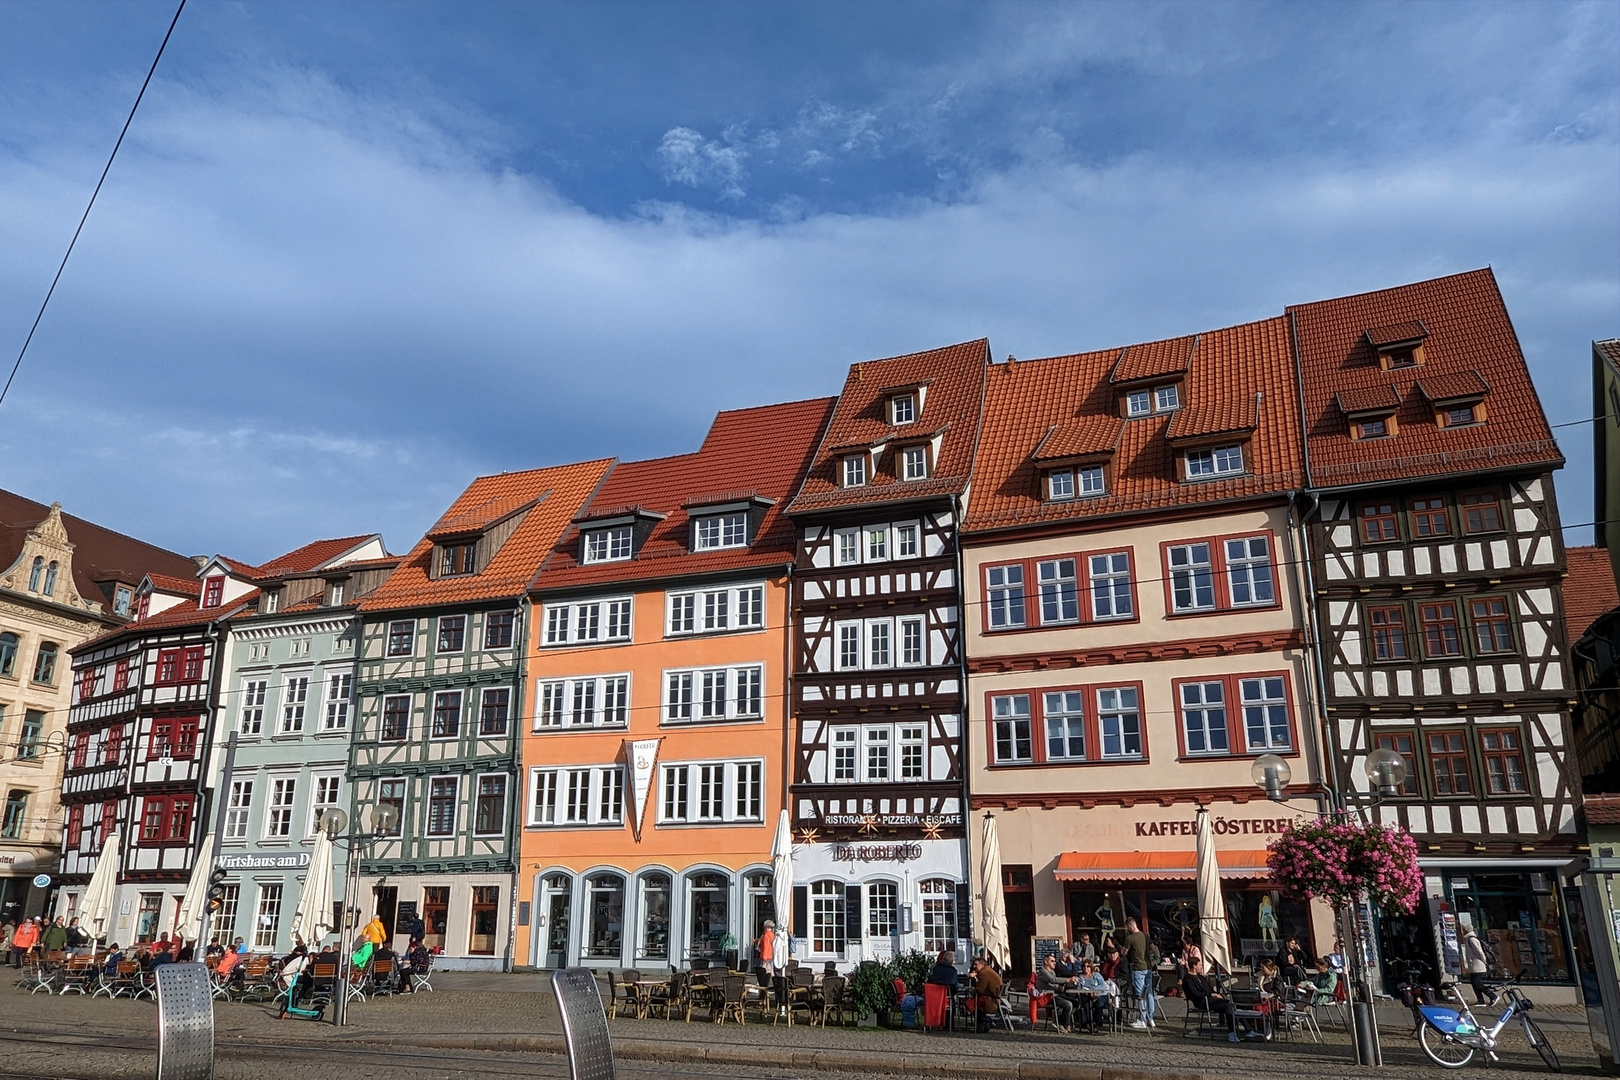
[81,829,120,944]
[979,813,1010,969]
[770,810,794,958]
[290,825,337,947]
[1194,809,1235,974]
[173,833,215,942]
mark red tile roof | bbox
[787,341,988,514]
[253,535,378,578]
[1365,321,1428,347]
[1291,269,1561,488]
[1164,395,1259,443]
[1563,546,1619,643]
[146,573,202,597]
[428,496,536,540]
[1110,335,1195,384]
[1585,793,1620,826]
[966,316,1303,534]
[1335,384,1403,416]
[1415,369,1490,403]
[0,488,200,608]
[539,397,836,591]
[359,459,614,612]
[1598,339,1620,370]
[1031,416,1124,461]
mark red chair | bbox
[923,982,950,1032]
[1026,972,1053,1026]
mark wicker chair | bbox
[818,975,850,1027]
[714,974,747,1025]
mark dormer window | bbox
[1443,405,1482,428]
[1384,346,1420,369]
[1365,321,1429,372]
[693,512,747,551]
[842,455,868,487]
[1185,444,1245,479]
[1125,383,1180,418]
[114,586,133,617]
[265,590,280,614]
[584,526,633,564]
[439,543,476,577]
[891,393,916,425]
[137,592,151,621]
[328,581,345,606]
[202,576,225,608]
[900,445,929,481]
[1355,418,1391,439]
[1047,466,1105,502]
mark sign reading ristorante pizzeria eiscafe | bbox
[217,851,311,870]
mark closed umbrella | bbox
[979,813,1009,969]
[1194,809,1234,974]
[81,829,120,945]
[770,811,793,959]
[174,833,214,942]
[290,826,336,946]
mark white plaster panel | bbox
[1439,547,1458,574]
[1522,622,1547,656]
[1525,479,1543,501]
[1423,669,1442,695]
[1475,667,1496,694]
[1388,549,1406,576]
[1524,588,1554,615]
[1466,543,1484,571]
[1542,665,1564,690]
[1513,508,1538,533]
[1533,541,1554,565]
[1539,714,1564,747]
[1408,805,1428,833]
[1330,525,1353,547]
[1486,806,1507,834]
[1329,601,1352,623]
[1490,540,1510,567]
[1333,671,1355,697]
[1458,805,1481,834]
[1326,557,1346,581]
[1342,633,1363,666]
[1450,667,1471,694]
[1536,756,1561,799]
[1396,670,1414,696]
[1413,548,1432,576]
[1504,666,1524,693]
[1371,670,1389,696]
[1363,553,1378,577]
[1515,806,1536,833]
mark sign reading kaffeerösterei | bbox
[217,852,311,870]
[1135,814,1307,838]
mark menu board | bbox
[1033,936,1065,970]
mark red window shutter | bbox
[113,658,130,691]
[176,719,199,759]
[140,797,165,842]
[167,796,192,842]
[66,805,83,847]
[79,667,96,701]
[158,650,179,683]
[104,726,122,764]
[182,647,204,681]
[202,577,224,609]
[149,721,171,760]
[99,802,116,845]
[72,732,88,768]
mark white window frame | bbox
[1126,389,1152,417]
[899,723,927,780]
[253,884,283,949]
[811,879,845,956]
[864,525,889,562]
[1047,469,1075,501]
[535,674,630,729]
[280,676,309,733]
[322,672,352,730]
[1224,535,1275,607]
[1185,443,1245,479]
[1097,686,1143,759]
[224,780,253,840]
[426,775,459,837]
[899,617,925,666]
[1167,542,1215,612]
[986,564,1027,629]
[655,758,766,824]
[661,664,764,723]
[835,529,860,565]
[868,880,899,937]
[992,695,1033,763]
[1240,676,1292,752]
[1036,558,1079,626]
[1078,465,1105,495]
[265,776,296,839]
[890,393,916,425]
[1088,552,1133,620]
[666,584,765,636]
[831,728,858,782]
[1180,680,1230,756]
[900,445,929,481]
[529,766,623,826]
[1043,691,1086,761]
[308,773,342,836]
[239,679,267,736]
[842,455,867,487]
[693,512,748,551]
[543,597,634,646]
[895,522,920,558]
[583,526,633,563]
[1154,384,1180,412]
[867,619,892,669]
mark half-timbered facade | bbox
[962,320,1333,976]
[212,536,395,953]
[56,556,263,943]
[0,492,197,923]
[783,341,988,964]
[514,398,833,972]
[351,460,611,969]
[1294,269,1583,1001]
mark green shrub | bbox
[893,949,933,995]
[847,958,896,1019]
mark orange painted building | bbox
[514,398,834,970]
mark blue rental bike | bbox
[1412,980,1560,1071]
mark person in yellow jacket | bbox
[361,916,386,948]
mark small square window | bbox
[1155,385,1179,412]
[1126,391,1152,417]
[1443,406,1479,427]
[1462,492,1503,533]
[1077,466,1105,495]
[891,394,916,425]
[842,455,867,487]
[584,526,633,563]
[1047,470,1074,501]
[1357,418,1389,439]
[901,446,928,481]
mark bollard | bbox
[155,962,214,1080]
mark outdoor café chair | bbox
[818,974,850,1027]
[58,955,96,995]
[553,967,616,1080]
[346,962,370,1003]
[715,974,747,1025]
[371,957,397,997]
[408,954,434,993]
[649,970,685,1020]
[921,982,951,1033]
[22,952,58,994]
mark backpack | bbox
[1147,941,1162,968]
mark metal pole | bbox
[196,731,237,950]
[1342,899,1382,1066]
[334,834,359,1027]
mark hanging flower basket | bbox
[1266,817,1423,916]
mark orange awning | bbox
[1053,850,1271,881]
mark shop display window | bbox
[1449,872,1572,984]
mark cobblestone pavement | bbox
[0,975,1599,1079]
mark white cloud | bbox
[656,125,749,199]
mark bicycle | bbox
[1412,979,1560,1072]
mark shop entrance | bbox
[1003,864,1034,976]
[541,874,571,969]
[372,885,398,941]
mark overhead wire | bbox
[0,0,187,409]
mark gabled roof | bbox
[1109,334,1195,385]
[428,496,537,541]
[787,340,989,515]
[359,459,614,612]
[1563,546,1619,644]
[538,397,836,592]
[1365,320,1428,348]
[1292,268,1561,488]
[1335,384,1403,416]
[0,488,199,609]
[1415,369,1490,404]
[966,316,1303,534]
[253,535,380,578]
[1030,416,1124,462]
[145,572,202,598]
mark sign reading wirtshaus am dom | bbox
[217,852,311,870]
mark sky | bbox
[0,0,1615,562]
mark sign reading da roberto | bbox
[217,852,311,871]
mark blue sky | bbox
[0,1,1615,560]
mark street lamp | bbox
[1365,747,1408,802]
[1252,754,1292,802]
[320,803,400,1028]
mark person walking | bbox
[758,919,782,977]
[1462,926,1493,1005]
[1,919,14,966]
[42,916,69,954]
[1124,917,1157,1029]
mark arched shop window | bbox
[920,878,957,953]
[638,873,671,962]
[688,871,730,961]
[584,873,625,960]
[811,880,845,955]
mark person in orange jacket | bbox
[10,917,41,965]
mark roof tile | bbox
[1291,269,1561,487]
[1110,335,1195,384]
[1415,369,1490,403]
[1335,384,1403,415]
[1031,416,1124,461]
[253,535,377,578]
[1365,320,1429,347]
[1563,546,1619,643]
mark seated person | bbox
[279,944,311,1006]
[969,956,1004,1033]
[1309,957,1338,1002]
[1099,942,1123,981]
[1054,950,1078,979]
[1255,957,1282,995]
[1035,953,1076,1031]
[400,937,431,993]
[214,946,243,986]
[925,950,959,991]
[1075,957,1114,1028]
[1181,955,1246,1043]
[1074,933,1097,963]
[895,976,923,1028]
[1280,937,1308,981]
[101,944,124,976]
